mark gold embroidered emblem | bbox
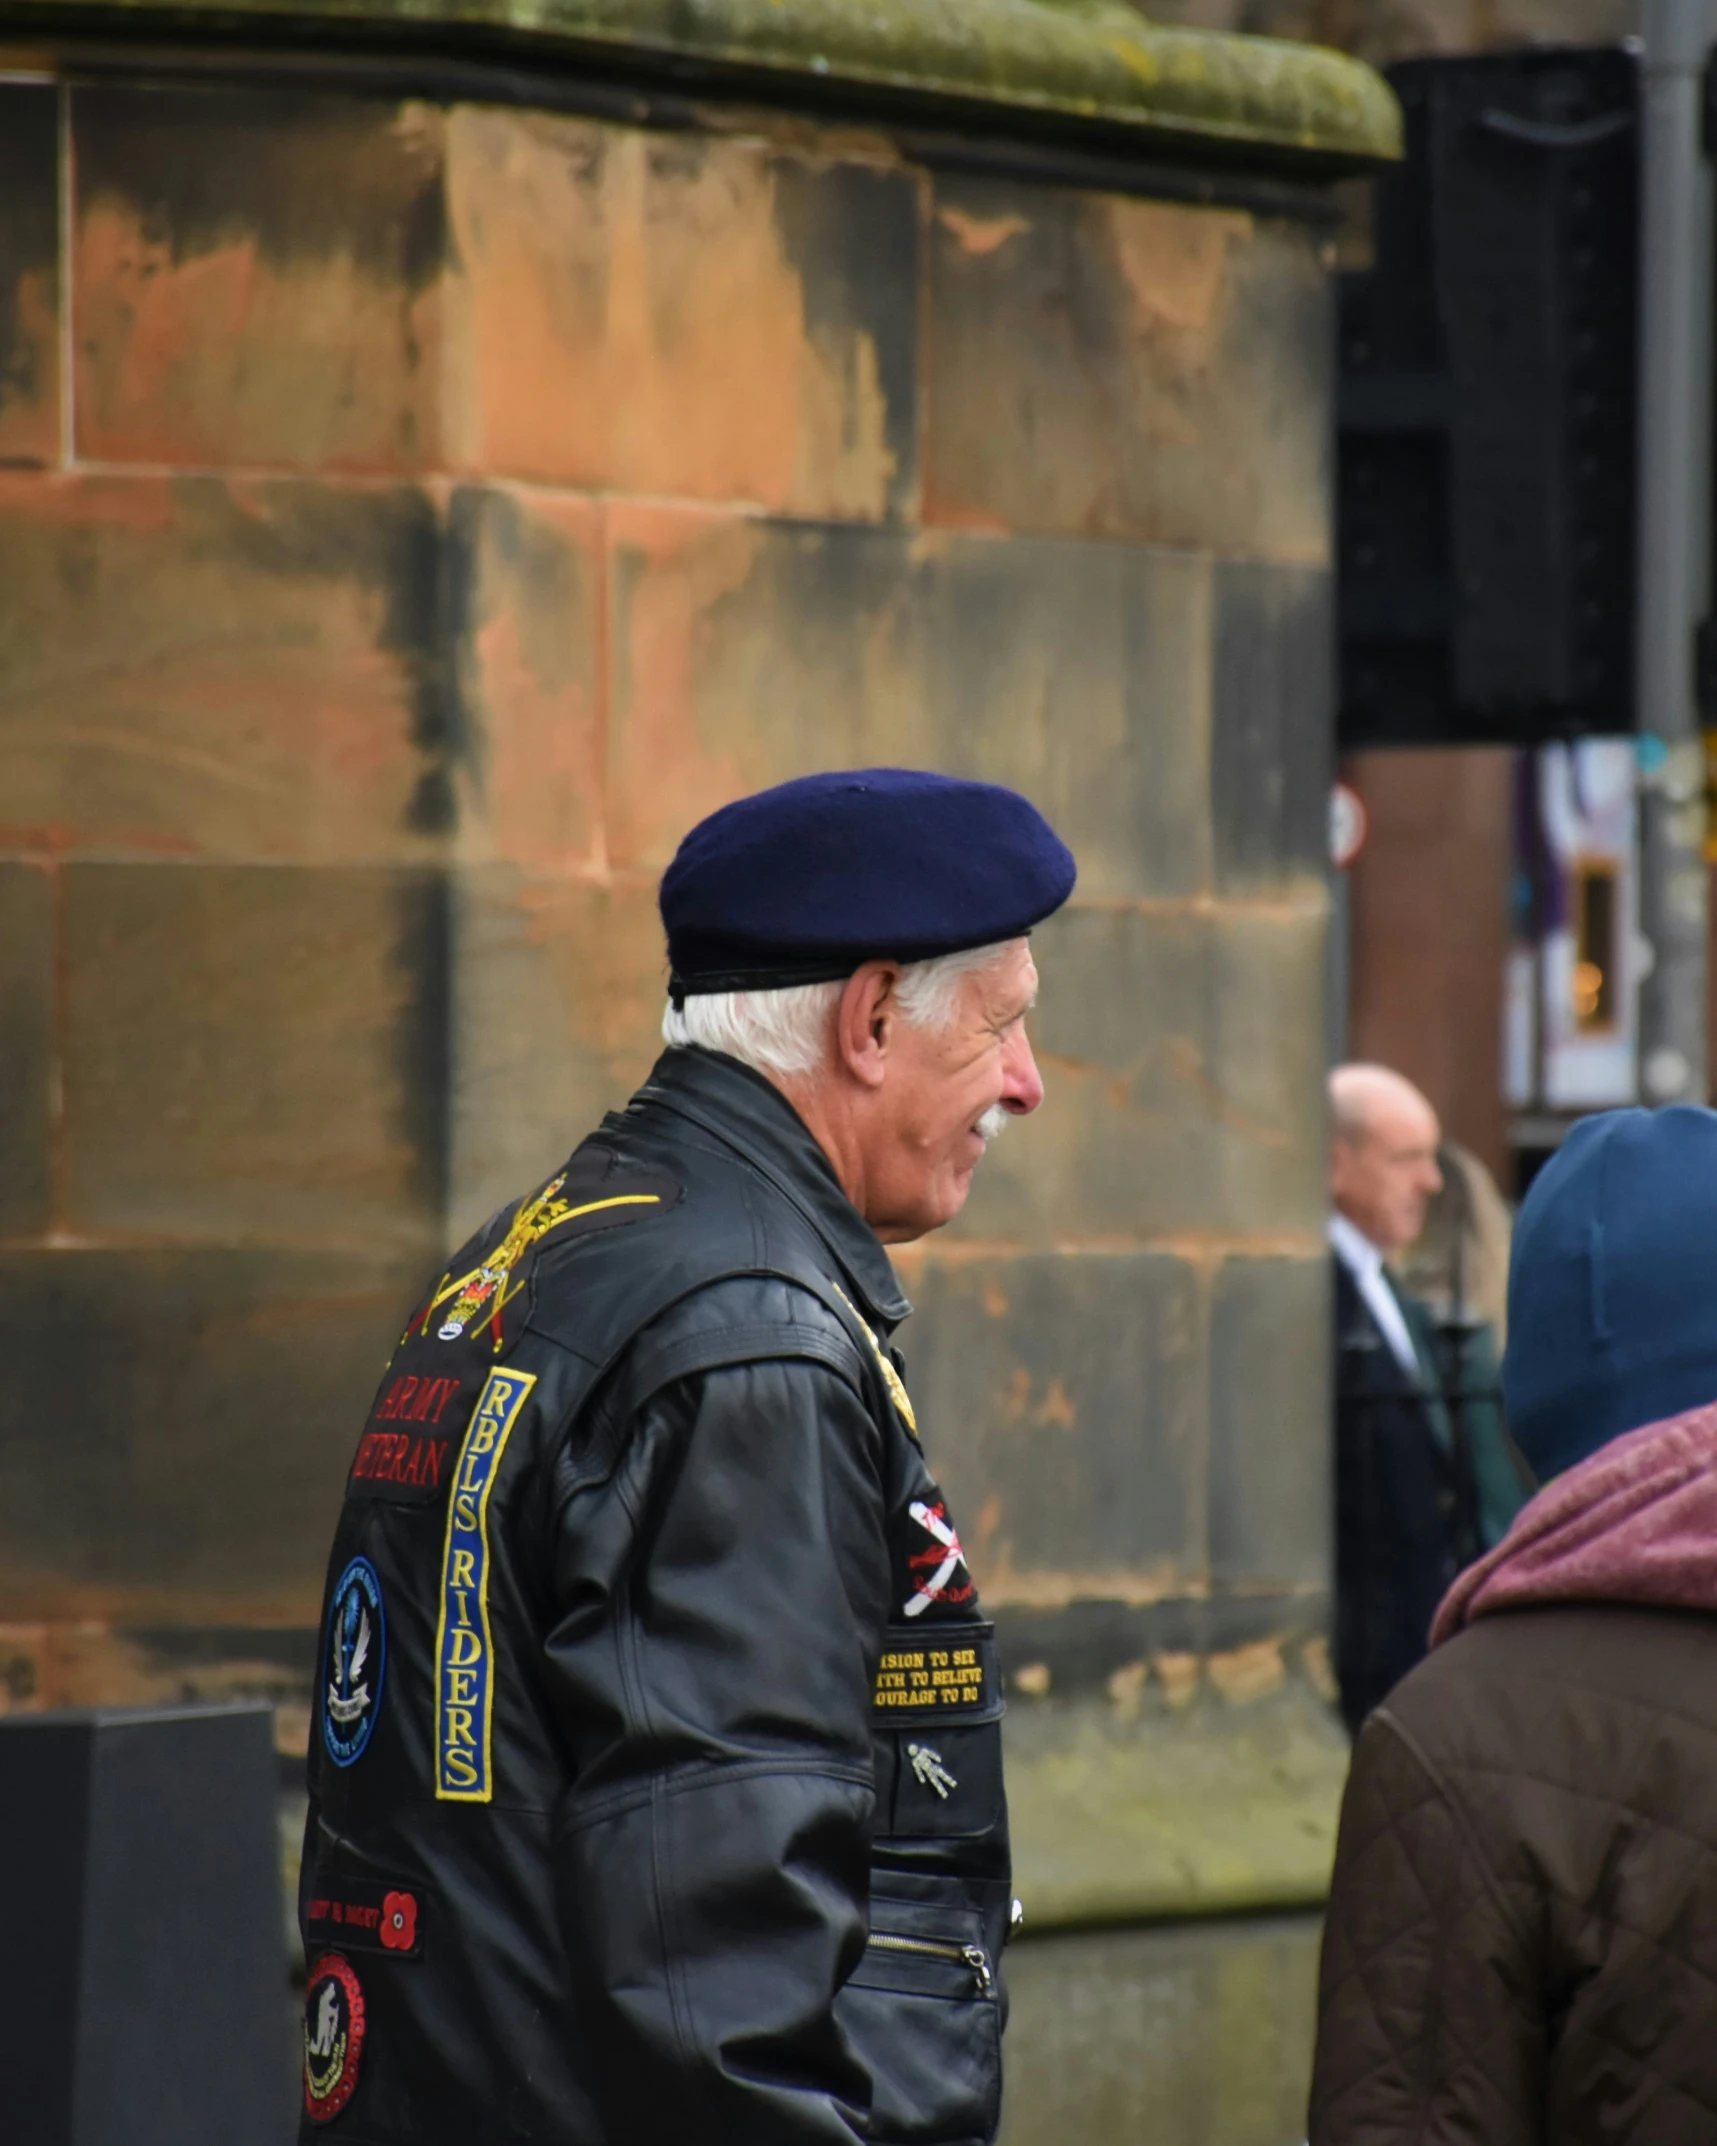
[420,1178,663,1351]
[831,1282,917,1433]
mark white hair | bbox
[662,942,1012,1080]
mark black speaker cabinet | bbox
[0,1701,293,2146]
[1339,44,1642,746]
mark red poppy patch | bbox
[303,1952,365,2124]
[306,1874,423,1960]
[380,1890,418,1953]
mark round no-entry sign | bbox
[1329,782,1368,869]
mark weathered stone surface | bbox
[1001,1666,1345,1923]
[452,485,603,871]
[29,0,1407,166]
[993,1592,1331,1696]
[0,1619,317,1722]
[916,532,1215,903]
[0,1244,421,1610]
[0,473,462,860]
[925,176,1332,564]
[72,83,446,470]
[446,113,919,518]
[1000,1911,1321,2146]
[957,900,1329,1243]
[0,1622,317,1717]
[1212,560,1333,892]
[1209,1253,1330,1591]
[0,82,59,468]
[449,867,663,1237]
[0,864,53,1238]
[0,49,1349,2028]
[606,504,1215,896]
[61,863,450,1247]
[897,1251,1206,1601]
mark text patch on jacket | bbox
[346,1368,470,1507]
[305,1874,423,1958]
[873,1622,1001,1722]
[434,1366,535,1802]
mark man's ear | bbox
[835,963,899,1090]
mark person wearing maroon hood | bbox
[1309,1104,1717,2146]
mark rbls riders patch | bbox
[323,1557,386,1768]
[303,1952,366,2125]
[435,1366,535,1802]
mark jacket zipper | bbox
[866,1931,994,1996]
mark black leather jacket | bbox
[299,1047,1011,2145]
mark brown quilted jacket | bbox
[1309,1602,1717,2144]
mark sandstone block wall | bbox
[0,65,1341,2110]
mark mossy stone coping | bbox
[15,0,1401,166]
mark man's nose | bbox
[1002,1029,1045,1116]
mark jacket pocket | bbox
[882,1721,1005,1840]
[836,1891,1001,2145]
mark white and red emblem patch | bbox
[303,1951,366,2125]
[903,1499,975,1618]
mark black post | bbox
[0,1702,292,2146]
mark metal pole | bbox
[1636,0,1716,1106]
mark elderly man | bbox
[1329,1065,1522,1729]
[298,769,1074,2146]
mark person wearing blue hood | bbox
[1310,1104,1717,2146]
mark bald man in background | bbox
[1329,1066,1525,1730]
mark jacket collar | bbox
[635,1046,912,1327]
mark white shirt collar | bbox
[1329,1210,1422,1379]
[1328,1208,1384,1280]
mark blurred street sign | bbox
[1329,781,1369,867]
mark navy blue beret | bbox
[661,768,1077,999]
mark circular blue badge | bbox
[323,1557,387,1768]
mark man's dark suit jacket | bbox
[1332,1254,1477,1733]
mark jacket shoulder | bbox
[1377,1604,1717,1855]
[615,1271,875,1417]
[519,1127,859,1381]
[1389,1603,1717,1725]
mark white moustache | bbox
[975,1105,1009,1146]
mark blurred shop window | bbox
[1505,740,1641,1194]
[1573,860,1618,1032]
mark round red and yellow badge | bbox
[303,1951,366,2124]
